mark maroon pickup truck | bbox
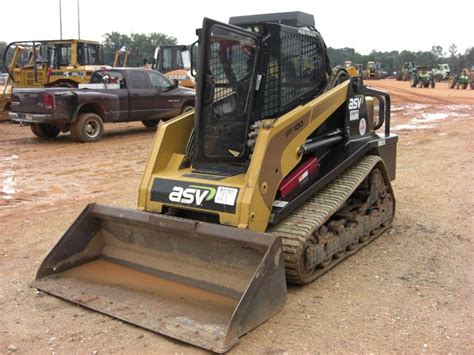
[9,68,195,142]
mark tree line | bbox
[327,45,474,74]
[0,33,472,74]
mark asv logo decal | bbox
[168,185,216,205]
[348,96,364,110]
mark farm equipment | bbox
[2,39,108,88]
[0,73,12,117]
[448,68,471,89]
[344,61,361,77]
[0,45,25,116]
[410,66,436,88]
[363,61,382,80]
[432,63,450,82]
[396,62,416,81]
[33,11,397,353]
[152,45,195,88]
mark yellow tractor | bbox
[0,73,12,118]
[344,60,361,77]
[34,12,397,352]
[363,61,382,80]
[3,39,109,88]
[1,46,24,116]
[152,44,196,89]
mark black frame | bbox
[192,18,262,168]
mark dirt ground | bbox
[1,80,473,354]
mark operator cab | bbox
[191,12,330,174]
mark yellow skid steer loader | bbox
[34,12,397,352]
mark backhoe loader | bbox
[152,45,196,88]
[34,12,397,352]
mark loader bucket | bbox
[33,204,287,352]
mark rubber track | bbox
[268,155,383,283]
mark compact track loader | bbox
[34,12,397,352]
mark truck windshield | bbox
[200,26,258,159]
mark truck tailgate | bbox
[11,88,75,116]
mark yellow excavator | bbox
[34,12,397,352]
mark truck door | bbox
[89,70,129,121]
[146,70,180,119]
[127,70,154,120]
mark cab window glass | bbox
[162,48,172,71]
[59,44,71,66]
[176,49,183,68]
[90,70,126,88]
[78,43,101,65]
[129,70,149,89]
[147,71,171,89]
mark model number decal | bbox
[286,120,304,138]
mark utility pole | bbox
[59,0,63,39]
[77,0,81,39]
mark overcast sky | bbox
[2,0,472,55]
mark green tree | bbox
[102,32,177,67]
[0,41,7,72]
[431,45,444,62]
[448,43,458,57]
[464,47,474,69]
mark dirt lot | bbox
[1,80,473,353]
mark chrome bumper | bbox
[8,112,54,124]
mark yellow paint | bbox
[139,81,351,232]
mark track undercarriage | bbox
[270,155,395,284]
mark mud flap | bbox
[33,204,287,352]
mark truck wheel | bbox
[423,82,429,88]
[72,113,104,142]
[410,77,417,87]
[461,84,467,89]
[181,105,194,113]
[431,81,435,88]
[142,120,159,128]
[31,123,60,139]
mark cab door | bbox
[146,70,181,118]
[193,18,262,166]
[128,70,154,120]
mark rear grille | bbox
[23,71,45,86]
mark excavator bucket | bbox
[33,204,287,352]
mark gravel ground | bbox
[1,80,473,354]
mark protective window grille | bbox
[262,33,322,118]
[208,41,252,101]
[201,29,257,158]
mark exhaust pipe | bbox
[34,204,287,352]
